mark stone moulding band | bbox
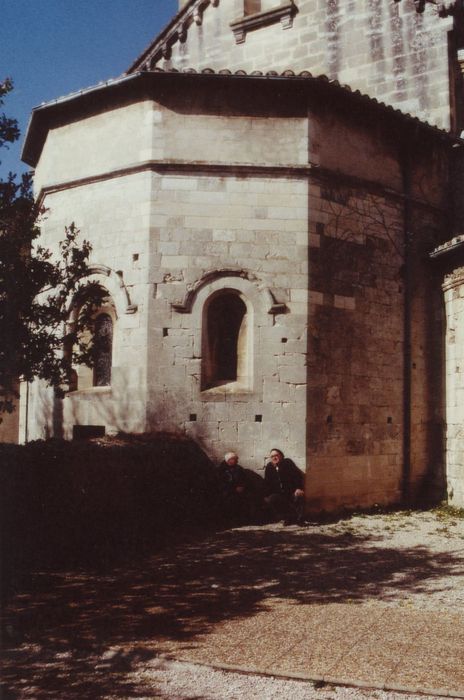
[36,160,447,217]
[36,161,315,207]
[170,268,287,315]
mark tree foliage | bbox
[0,78,105,413]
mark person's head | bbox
[225,451,238,466]
[269,448,284,465]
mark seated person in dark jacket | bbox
[264,448,305,525]
[217,451,253,523]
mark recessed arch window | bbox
[202,289,251,390]
[68,293,116,392]
[93,313,113,387]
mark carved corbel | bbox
[161,43,172,60]
[232,26,246,43]
[178,22,187,43]
[438,1,457,15]
[280,13,294,29]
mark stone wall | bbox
[303,105,448,510]
[27,91,309,470]
[145,171,308,468]
[149,0,456,130]
[25,168,153,441]
[443,268,464,507]
[26,76,451,507]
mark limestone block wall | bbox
[145,172,309,469]
[33,100,155,192]
[25,80,451,508]
[408,205,446,501]
[24,170,152,440]
[443,269,464,507]
[141,96,309,469]
[303,113,448,511]
[305,180,406,511]
[27,94,309,467]
[152,0,455,129]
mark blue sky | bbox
[1,0,178,177]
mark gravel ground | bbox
[122,509,464,700]
[3,508,464,700]
[124,656,449,700]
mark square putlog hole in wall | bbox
[73,425,106,440]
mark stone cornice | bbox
[128,0,220,71]
[431,234,464,260]
[35,161,315,208]
[443,266,464,291]
[230,2,297,44]
[36,157,447,222]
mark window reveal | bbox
[93,313,113,387]
[203,291,248,389]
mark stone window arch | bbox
[202,289,252,391]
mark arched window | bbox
[93,313,113,387]
[202,290,250,390]
[67,295,116,392]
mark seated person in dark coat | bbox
[264,448,305,525]
[217,451,253,523]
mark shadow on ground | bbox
[1,524,462,698]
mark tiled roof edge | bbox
[145,67,458,141]
[23,68,462,167]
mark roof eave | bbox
[22,69,461,169]
[21,73,144,167]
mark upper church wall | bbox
[148,0,455,130]
[32,87,308,194]
[31,72,450,209]
[34,100,154,194]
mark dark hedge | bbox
[0,433,220,598]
